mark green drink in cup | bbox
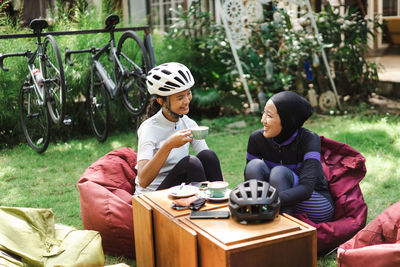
[207,181,229,198]
[190,126,209,140]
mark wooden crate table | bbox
[132,190,317,267]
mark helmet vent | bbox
[148,81,153,86]
[153,75,161,80]
[246,190,251,198]
[178,70,189,83]
[166,81,179,88]
[159,87,170,92]
[251,206,258,214]
[161,69,172,75]
[174,77,184,85]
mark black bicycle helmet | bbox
[229,179,280,222]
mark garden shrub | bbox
[158,0,382,115]
[0,0,383,149]
[156,0,246,117]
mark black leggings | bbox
[244,159,295,192]
[157,149,223,190]
[244,159,335,223]
[244,159,295,214]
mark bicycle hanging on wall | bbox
[0,19,67,153]
[65,14,155,142]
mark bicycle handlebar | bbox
[0,51,29,71]
[65,47,98,66]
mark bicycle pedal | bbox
[63,115,72,126]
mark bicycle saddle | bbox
[29,19,48,32]
[105,14,119,30]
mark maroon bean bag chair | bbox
[294,136,368,254]
[78,147,137,258]
[337,200,400,267]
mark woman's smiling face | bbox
[261,99,282,138]
[169,89,192,115]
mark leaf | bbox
[192,88,221,108]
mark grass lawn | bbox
[0,111,399,266]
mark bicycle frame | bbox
[91,38,124,99]
[67,30,149,100]
[0,40,45,105]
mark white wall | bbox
[130,0,147,26]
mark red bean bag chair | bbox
[337,200,400,267]
[78,147,137,258]
[294,136,368,254]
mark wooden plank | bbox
[183,208,300,246]
[153,208,198,267]
[180,211,317,267]
[132,195,155,267]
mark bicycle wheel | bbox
[19,75,51,153]
[42,34,66,125]
[87,67,110,142]
[116,30,150,116]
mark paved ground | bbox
[368,54,400,83]
[366,46,400,114]
[367,45,400,83]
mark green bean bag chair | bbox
[0,206,104,266]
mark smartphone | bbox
[190,210,230,219]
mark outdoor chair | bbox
[294,136,368,255]
[78,147,137,259]
[337,200,400,267]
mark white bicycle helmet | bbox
[146,62,195,96]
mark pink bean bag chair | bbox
[294,136,368,254]
[78,147,137,258]
[337,200,400,267]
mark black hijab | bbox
[270,91,314,144]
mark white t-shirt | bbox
[135,109,208,194]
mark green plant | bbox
[0,36,36,149]
[164,0,382,113]
[316,4,382,97]
[160,0,245,115]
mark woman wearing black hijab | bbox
[244,91,334,223]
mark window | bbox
[383,0,399,16]
[150,0,185,31]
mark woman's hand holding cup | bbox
[166,129,193,149]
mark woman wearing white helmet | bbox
[135,62,224,194]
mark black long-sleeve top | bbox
[246,128,332,207]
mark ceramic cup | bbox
[190,126,209,140]
[207,181,229,198]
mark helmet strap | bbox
[161,96,183,121]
